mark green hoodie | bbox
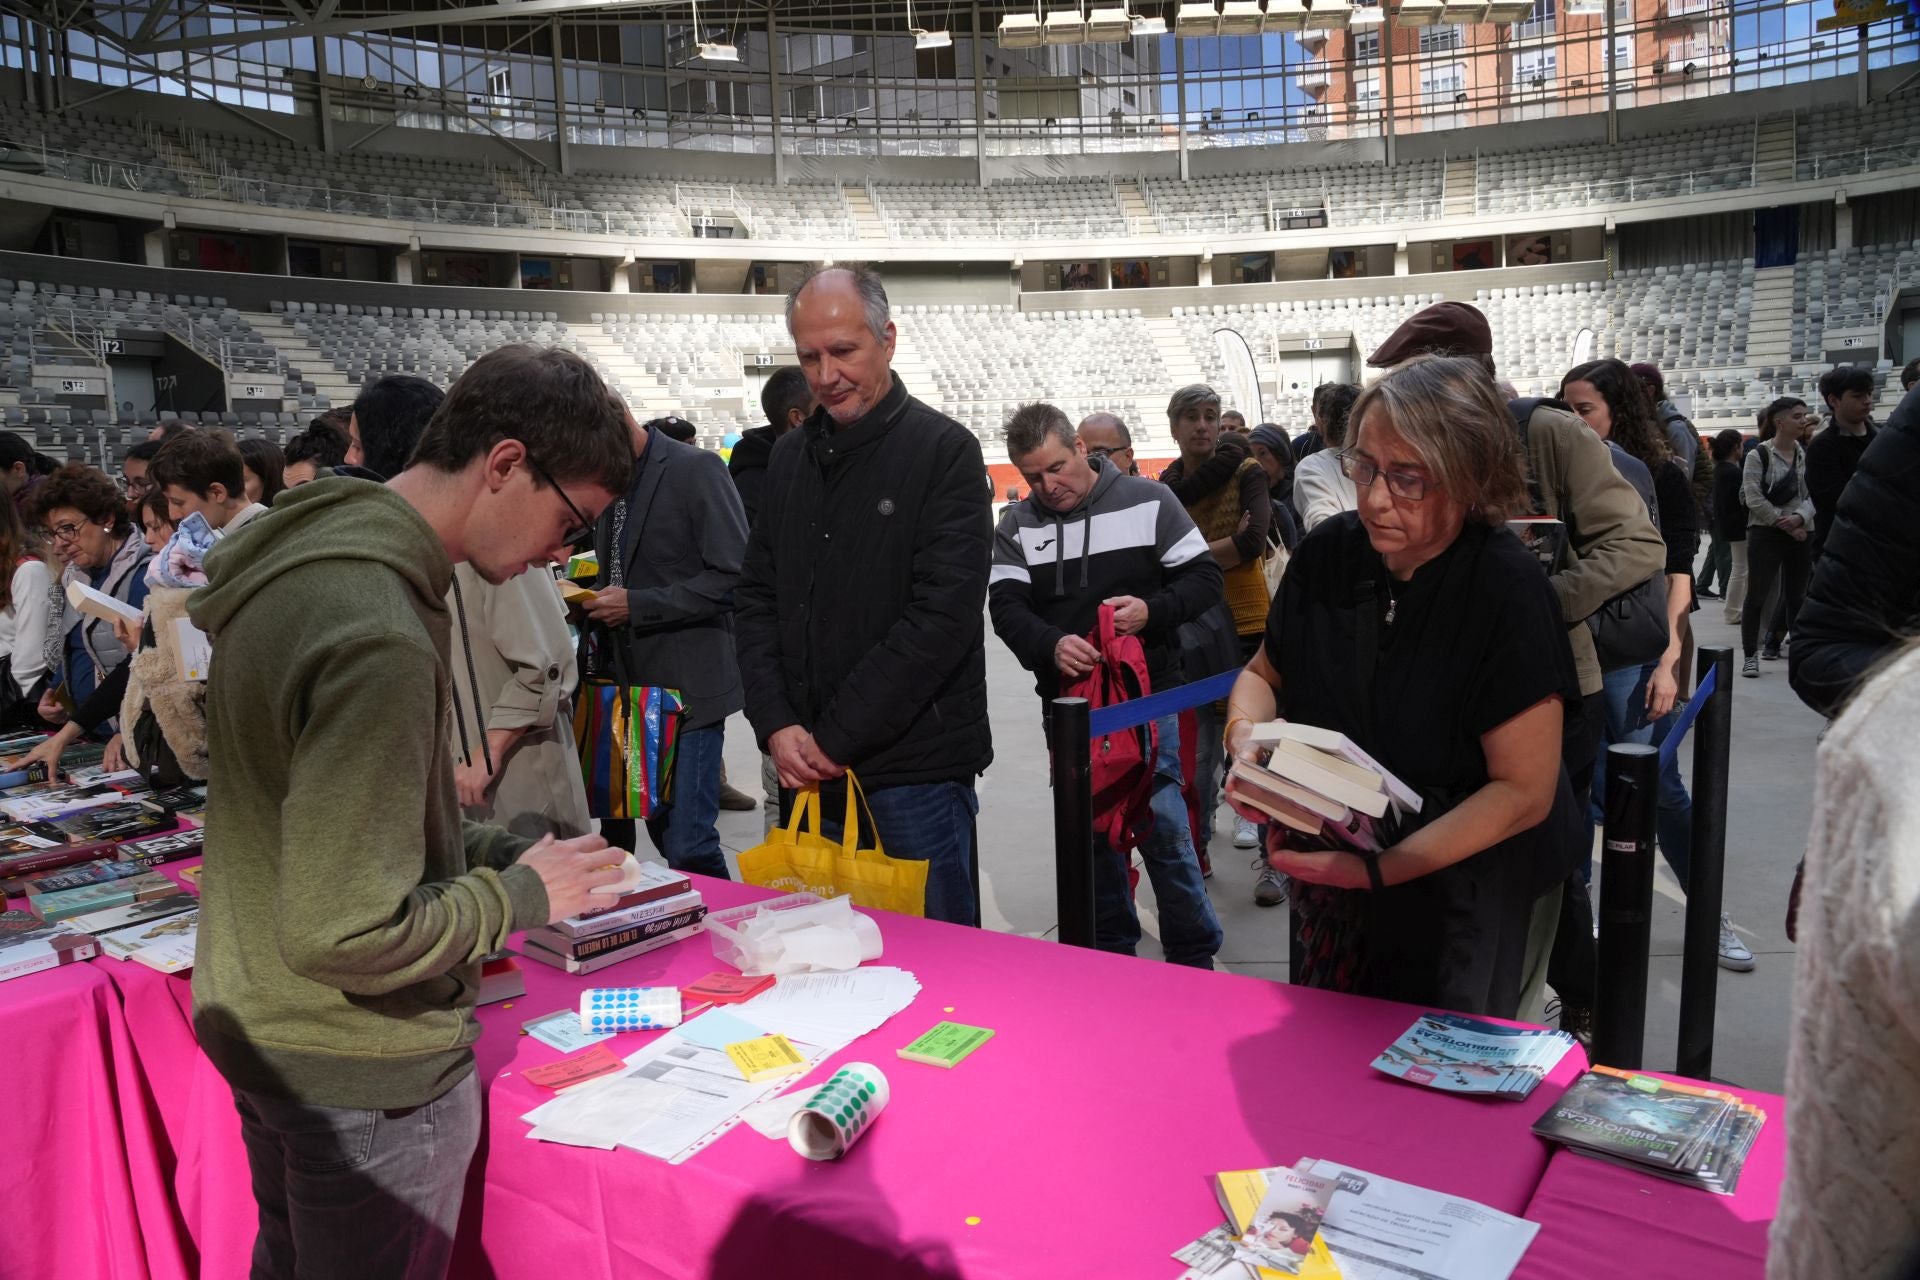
[187,476,548,1110]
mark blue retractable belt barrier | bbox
[1085,669,1242,739]
[1656,664,1718,771]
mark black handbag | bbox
[1176,599,1243,683]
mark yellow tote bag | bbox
[736,772,929,918]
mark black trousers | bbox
[1742,526,1811,658]
[1546,691,1608,1009]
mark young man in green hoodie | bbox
[188,344,636,1279]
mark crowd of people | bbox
[0,263,1912,1277]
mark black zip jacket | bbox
[1791,386,1920,717]
[734,373,993,788]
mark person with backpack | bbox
[1742,396,1817,678]
[1367,304,1665,1040]
[989,402,1224,968]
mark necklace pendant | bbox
[1384,598,1397,626]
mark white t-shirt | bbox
[0,558,54,699]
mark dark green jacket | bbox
[187,477,545,1109]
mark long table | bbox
[4,867,1786,1279]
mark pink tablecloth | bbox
[1514,1081,1787,1280]
[0,958,191,1280]
[478,877,1590,1280]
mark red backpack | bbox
[1063,604,1158,852]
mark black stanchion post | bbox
[1677,647,1735,1080]
[1049,697,1096,949]
[1593,743,1659,1071]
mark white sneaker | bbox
[1233,815,1260,849]
[1717,914,1755,971]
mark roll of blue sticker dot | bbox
[579,986,682,1033]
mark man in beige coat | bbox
[447,562,591,841]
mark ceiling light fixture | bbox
[907,0,954,48]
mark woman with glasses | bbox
[1223,357,1581,1017]
[120,440,163,522]
[15,464,152,776]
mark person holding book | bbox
[1224,356,1582,1018]
[187,344,634,1280]
[989,401,1225,968]
[16,464,152,777]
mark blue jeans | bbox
[639,722,730,880]
[805,778,979,926]
[1589,668,1695,887]
[1092,716,1223,969]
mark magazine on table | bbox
[1531,1068,1766,1194]
[1371,1012,1575,1101]
[1293,1157,1539,1280]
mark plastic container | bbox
[704,891,823,970]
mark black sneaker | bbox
[1743,655,1761,678]
[1761,647,1782,662]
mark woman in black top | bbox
[1706,429,1747,617]
[1223,357,1581,1018]
[1248,423,1301,553]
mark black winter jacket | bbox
[1790,386,1920,718]
[727,424,779,528]
[734,374,993,788]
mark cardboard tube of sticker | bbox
[787,1062,891,1161]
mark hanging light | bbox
[907,0,954,48]
[689,0,738,61]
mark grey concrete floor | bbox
[701,604,1819,1096]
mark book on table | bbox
[559,861,693,931]
[29,870,182,923]
[1371,1012,1575,1101]
[477,951,525,1005]
[95,908,199,973]
[1531,1067,1766,1194]
[115,827,205,869]
[62,892,199,936]
[0,909,99,981]
[40,802,175,846]
[521,912,709,975]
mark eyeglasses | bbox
[524,454,595,548]
[1085,446,1113,462]
[123,476,152,496]
[1338,451,1431,503]
[44,521,84,544]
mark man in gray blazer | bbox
[582,413,748,879]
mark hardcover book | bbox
[63,892,199,936]
[554,865,694,934]
[116,827,205,869]
[527,904,710,960]
[541,887,704,943]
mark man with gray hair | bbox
[989,402,1224,967]
[735,264,993,925]
[1077,411,1139,476]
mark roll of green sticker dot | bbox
[788,1062,892,1161]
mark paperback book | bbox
[478,951,525,1005]
[42,802,174,845]
[1531,1068,1765,1194]
[1231,724,1422,860]
[560,861,693,930]
[63,892,199,936]
[526,903,710,964]
[0,908,98,981]
[0,838,121,883]
[9,857,151,898]
[522,919,707,975]
[1372,1013,1575,1101]
[0,781,137,823]
[30,870,181,923]
[96,908,198,973]
[116,827,205,869]
[534,887,704,946]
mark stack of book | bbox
[0,828,205,899]
[0,776,186,893]
[1531,1067,1767,1195]
[1229,722,1421,854]
[65,892,200,974]
[522,862,705,975]
[1372,1013,1575,1101]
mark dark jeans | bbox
[1091,715,1223,968]
[787,777,980,926]
[233,1072,481,1280]
[602,721,730,880]
[1547,691,1606,1010]
[1742,526,1811,658]
[1698,533,1732,595]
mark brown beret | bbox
[1367,301,1494,368]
